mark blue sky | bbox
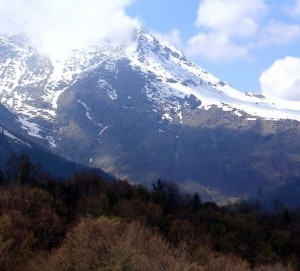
[127,0,300,99]
[1,0,300,100]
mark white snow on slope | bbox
[0,38,117,122]
[126,29,300,122]
[0,127,31,147]
[2,29,300,150]
[17,117,43,138]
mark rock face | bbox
[1,29,300,202]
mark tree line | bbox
[0,154,299,270]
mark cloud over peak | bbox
[0,0,139,58]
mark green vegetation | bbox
[0,155,299,271]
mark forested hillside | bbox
[0,155,299,271]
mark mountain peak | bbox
[1,30,300,202]
[2,30,300,126]
[133,27,187,62]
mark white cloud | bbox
[152,29,182,49]
[289,0,300,17]
[0,0,139,58]
[196,0,266,38]
[260,57,300,101]
[260,21,300,45]
[187,32,248,61]
[186,0,266,61]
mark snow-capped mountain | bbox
[1,28,300,202]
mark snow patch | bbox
[98,79,118,100]
[178,111,183,123]
[234,111,243,117]
[77,100,93,122]
[18,117,43,139]
[162,113,173,121]
[107,90,118,100]
[99,126,109,135]
[0,127,31,147]
[46,136,57,148]
[51,89,65,109]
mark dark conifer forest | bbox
[0,155,299,271]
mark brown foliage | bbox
[0,184,65,270]
[29,216,295,271]
[32,217,203,271]
[0,157,299,271]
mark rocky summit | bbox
[1,28,300,204]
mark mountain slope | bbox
[0,125,90,179]
[1,29,300,202]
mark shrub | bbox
[32,217,204,271]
